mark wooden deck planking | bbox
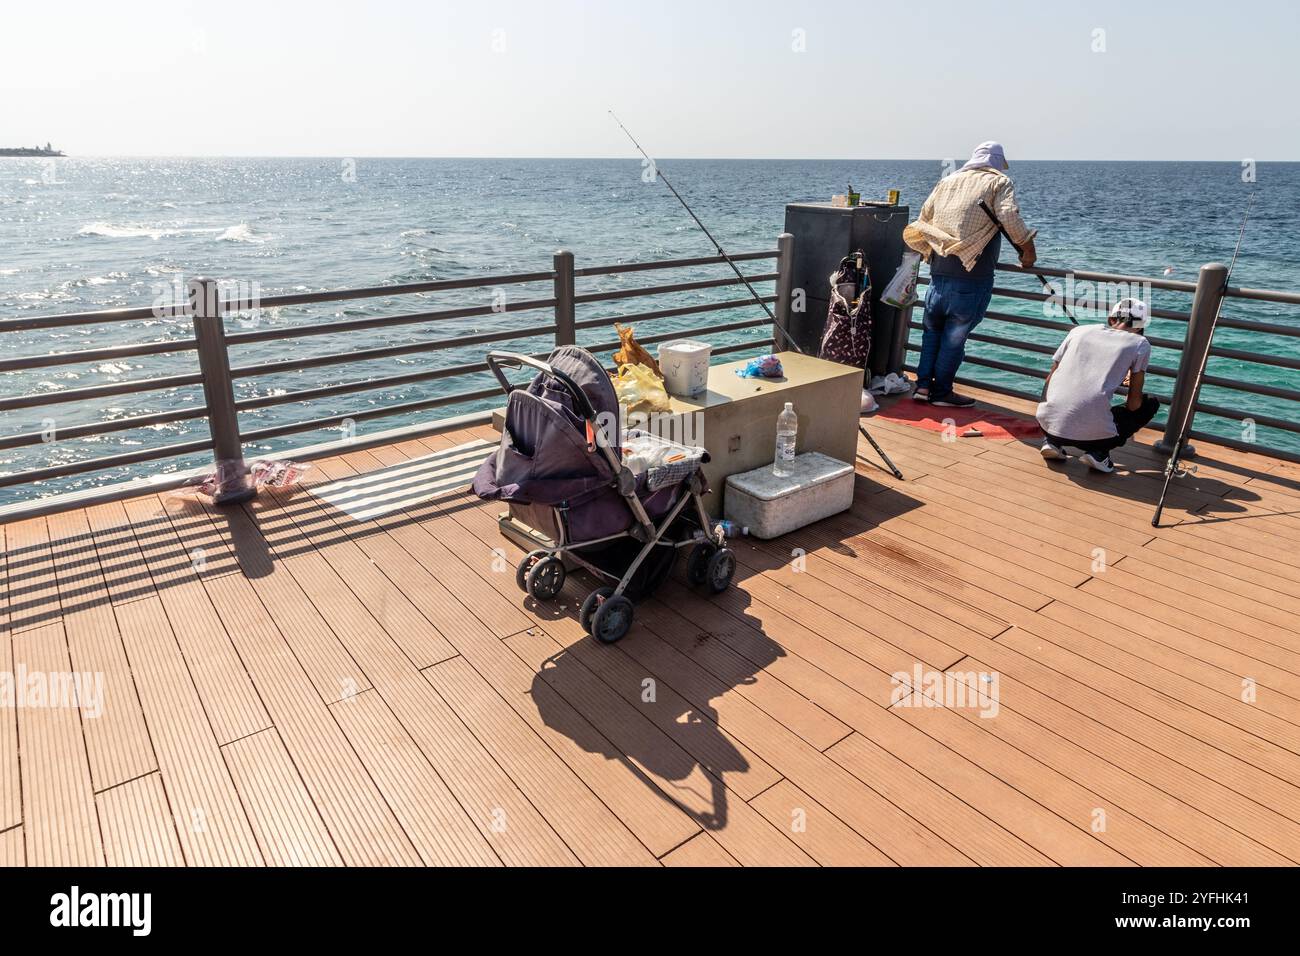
[83,501,169,606]
[248,485,457,669]
[156,505,426,866]
[4,383,1300,865]
[305,451,704,859]
[95,773,185,867]
[927,662,1290,865]
[112,597,263,866]
[997,626,1300,832]
[422,657,660,866]
[324,689,501,867]
[661,832,740,867]
[270,456,687,863]
[0,826,23,867]
[426,429,1118,863]
[113,496,271,745]
[0,523,20,833]
[372,441,934,864]
[504,627,817,867]
[195,569,423,866]
[788,561,1300,844]
[44,508,156,790]
[189,500,373,706]
[223,729,344,867]
[4,517,64,634]
[238,475,580,867]
[748,779,896,867]
[12,621,103,866]
[332,444,811,863]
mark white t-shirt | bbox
[1036,325,1151,440]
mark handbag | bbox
[818,251,871,369]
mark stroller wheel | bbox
[687,543,716,586]
[579,587,612,635]
[516,550,548,593]
[705,547,736,594]
[591,593,634,644]
[526,556,566,601]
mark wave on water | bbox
[77,221,269,243]
[217,223,268,243]
[78,222,178,240]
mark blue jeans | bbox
[914,274,994,398]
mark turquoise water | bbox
[2,157,1298,504]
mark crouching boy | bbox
[1036,298,1160,473]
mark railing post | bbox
[774,232,795,351]
[189,276,255,504]
[553,250,575,347]
[1155,261,1228,457]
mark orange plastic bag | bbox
[613,323,662,377]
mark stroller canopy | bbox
[534,346,618,425]
[474,346,618,506]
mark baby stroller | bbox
[472,346,736,643]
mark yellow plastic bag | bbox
[614,363,672,414]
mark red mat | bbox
[874,399,1043,441]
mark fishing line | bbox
[608,110,903,480]
[1152,192,1255,528]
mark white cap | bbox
[1109,297,1150,330]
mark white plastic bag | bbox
[613,363,672,414]
[882,251,921,309]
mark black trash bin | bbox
[783,200,910,378]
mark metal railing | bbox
[900,259,1300,464]
[6,225,1300,516]
[0,239,790,513]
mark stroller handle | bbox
[486,351,601,424]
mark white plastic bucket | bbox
[658,339,711,397]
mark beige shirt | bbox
[903,167,1037,271]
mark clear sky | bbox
[4,0,1297,159]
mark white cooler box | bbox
[723,452,854,539]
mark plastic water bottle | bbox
[773,402,797,478]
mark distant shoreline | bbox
[0,147,65,157]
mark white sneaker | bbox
[1080,452,1115,473]
[1040,441,1067,461]
[860,389,879,414]
[867,375,891,396]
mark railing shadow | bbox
[0,444,493,631]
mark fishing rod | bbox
[978,200,1078,325]
[1152,192,1255,528]
[608,110,903,480]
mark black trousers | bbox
[1044,395,1160,457]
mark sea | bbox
[2,157,1298,505]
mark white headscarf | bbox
[960,141,1009,172]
